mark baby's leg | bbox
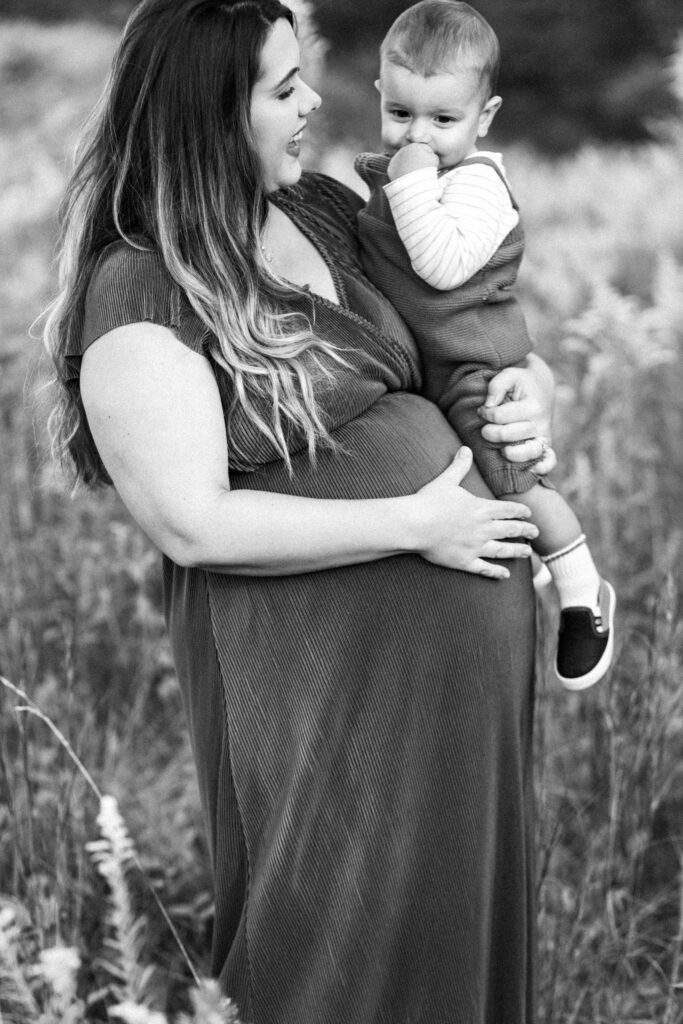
[510,483,581,557]
[501,482,616,690]
[505,482,599,610]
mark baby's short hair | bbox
[380,1,500,98]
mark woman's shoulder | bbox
[81,238,208,358]
[86,238,174,317]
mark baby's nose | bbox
[406,123,430,144]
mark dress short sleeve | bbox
[66,240,211,381]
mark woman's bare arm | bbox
[80,324,538,579]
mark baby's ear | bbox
[374,79,382,94]
[478,95,502,136]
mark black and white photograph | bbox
[1,1,682,1021]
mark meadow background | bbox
[1,3,683,1021]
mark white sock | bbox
[541,534,601,611]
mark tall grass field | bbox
[1,16,683,1024]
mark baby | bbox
[354,0,615,690]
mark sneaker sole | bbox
[556,580,616,691]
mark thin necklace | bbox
[262,200,278,265]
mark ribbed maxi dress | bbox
[75,172,537,1024]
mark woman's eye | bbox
[278,85,295,100]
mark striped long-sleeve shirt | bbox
[382,151,519,291]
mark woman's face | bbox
[250,18,321,193]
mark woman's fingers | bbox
[481,366,524,409]
[470,558,512,580]
[478,424,557,471]
[533,440,557,475]
[413,462,540,576]
[491,499,532,521]
[485,518,537,548]
[469,540,534,580]
[489,521,537,544]
[445,445,474,481]
[500,437,543,462]
[482,358,556,466]
[470,536,535,581]
[503,438,557,472]
[479,397,535,426]
[482,539,534,559]
[480,411,536,441]
[470,503,537,575]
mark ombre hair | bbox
[43,0,342,486]
[380,1,500,99]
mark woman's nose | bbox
[301,82,321,114]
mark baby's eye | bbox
[389,108,410,120]
[434,115,456,125]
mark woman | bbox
[45,1,554,1021]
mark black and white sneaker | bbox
[555,579,616,691]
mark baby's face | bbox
[376,61,500,170]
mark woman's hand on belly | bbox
[406,446,538,580]
[81,325,536,579]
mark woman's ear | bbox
[478,95,502,137]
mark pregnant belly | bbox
[203,393,536,1024]
[229,391,487,501]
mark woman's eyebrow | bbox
[271,66,299,92]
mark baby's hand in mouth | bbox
[387,143,439,181]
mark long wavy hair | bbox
[43,0,342,486]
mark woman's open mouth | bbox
[287,127,304,156]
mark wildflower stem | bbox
[1,674,201,988]
[663,851,683,1024]
[1,675,103,799]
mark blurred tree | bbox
[0,0,132,21]
[0,0,681,151]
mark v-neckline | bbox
[270,184,422,386]
[269,192,347,308]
